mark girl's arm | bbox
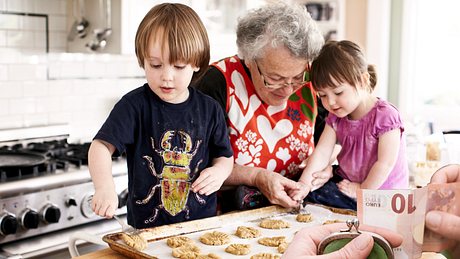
[88,139,118,218]
[298,124,337,188]
[361,128,401,189]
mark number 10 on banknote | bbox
[357,188,428,259]
[357,182,460,259]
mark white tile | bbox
[23,113,48,127]
[6,0,27,13]
[49,31,67,50]
[23,15,46,31]
[0,0,6,10]
[0,64,7,80]
[36,0,66,15]
[23,81,48,97]
[48,111,71,125]
[0,99,9,115]
[48,15,67,31]
[60,62,85,78]
[35,96,60,112]
[61,96,82,112]
[0,14,19,30]
[9,97,36,114]
[47,80,72,96]
[0,114,24,129]
[0,81,23,98]
[7,30,34,47]
[83,61,107,78]
[0,31,6,46]
[8,63,47,81]
[34,31,47,50]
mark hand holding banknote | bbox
[282,223,403,259]
[425,164,460,257]
[358,164,460,259]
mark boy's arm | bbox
[191,156,233,196]
[361,128,401,189]
[88,139,119,218]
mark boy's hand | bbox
[191,166,226,196]
[91,189,118,218]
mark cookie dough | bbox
[171,243,200,259]
[199,231,231,246]
[235,226,261,239]
[259,219,290,229]
[296,213,313,223]
[167,236,194,248]
[322,219,343,225]
[225,243,251,255]
[119,232,148,251]
[258,236,286,247]
[250,253,281,259]
[277,242,289,253]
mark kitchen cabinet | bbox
[296,0,345,41]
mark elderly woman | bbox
[195,2,331,210]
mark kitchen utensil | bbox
[113,215,147,251]
[86,0,112,51]
[113,215,138,235]
[68,0,90,41]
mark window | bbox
[399,0,460,132]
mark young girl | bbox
[88,3,233,228]
[291,40,408,208]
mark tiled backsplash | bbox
[0,51,145,142]
[0,0,146,142]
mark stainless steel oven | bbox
[0,125,128,258]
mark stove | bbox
[0,125,128,258]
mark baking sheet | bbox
[103,204,356,259]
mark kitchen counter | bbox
[74,248,129,259]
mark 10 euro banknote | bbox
[357,182,460,259]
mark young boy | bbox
[88,3,234,228]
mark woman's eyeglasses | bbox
[254,60,308,90]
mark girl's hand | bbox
[91,189,118,218]
[289,181,311,203]
[192,166,226,196]
[337,179,360,199]
[311,165,333,190]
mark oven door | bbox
[0,215,125,258]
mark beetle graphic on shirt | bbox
[135,130,205,224]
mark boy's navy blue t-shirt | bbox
[94,84,233,228]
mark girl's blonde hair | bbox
[135,3,210,83]
[311,40,377,92]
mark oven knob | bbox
[21,209,40,229]
[0,213,18,236]
[41,204,61,224]
[118,189,128,208]
[66,197,78,207]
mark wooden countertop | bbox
[74,248,129,259]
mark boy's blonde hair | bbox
[135,3,210,83]
[311,40,377,92]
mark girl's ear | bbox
[193,67,200,72]
[362,72,370,85]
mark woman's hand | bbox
[254,170,300,208]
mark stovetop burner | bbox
[0,139,91,182]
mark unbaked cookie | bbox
[296,213,313,223]
[171,243,200,259]
[119,232,148,251]
[235,226,261,239]
[250,253,281,259]
[196,253,221,259]
[167,236,194,248]
[259,219,290,229]
[258,236,286,247]
[322,219,343,225]
[199,231,231,245]
[277,242,289,253]
[225,243,251,255]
